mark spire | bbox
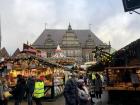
[56,44,61,52]
[68,23,72,30]
[52,44,66,58]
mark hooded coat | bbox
[63,78,79,105]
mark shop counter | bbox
[106,86,140,104]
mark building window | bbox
[63,50,66,56]
[47,52,51,57]
[74,50,81,57]
[85,53,89,61]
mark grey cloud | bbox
[0,0,140,54]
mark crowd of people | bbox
[64,72,104,105]
[0,71,105,105]
[0,75,45,105]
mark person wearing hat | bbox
[63,72,79,105]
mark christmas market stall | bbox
[6,44,65,100]
[105,39,140,104]
[105,66,140,104]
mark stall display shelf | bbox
[106,67,140,92]
[44,76,65,99]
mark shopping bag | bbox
[3,91,12,98]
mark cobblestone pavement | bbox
[9,96,65,105]
[9,91,109,105]
[8,91,140,105]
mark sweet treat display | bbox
[106,68,140,91]
[3,54,65,98]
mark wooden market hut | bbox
[105,39,140,104]
[111,38,140,67]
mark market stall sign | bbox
[122,0,140,12]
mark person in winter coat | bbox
[77,79,90,105]
[94,73,102,99]
[12,77,26,105]
[63,72,79,105]
[26,76,35,105]
[33,76,44,105]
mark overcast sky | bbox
[0,0,140,55]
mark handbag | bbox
[90,91,95,97]
[3,91,12,98]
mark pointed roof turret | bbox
[66,23,74,33]
[68,23,72,31]
[56,44,61,52]
[52,44,66,58]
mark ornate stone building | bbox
[32,24,109,63]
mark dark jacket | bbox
[26,78,35,94]
[63,78,79,105]
[95,78,102,92]
[12,78,26,100]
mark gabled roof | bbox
[33,29,104,48]
[0,47,9,58]
[12,48,20,58]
